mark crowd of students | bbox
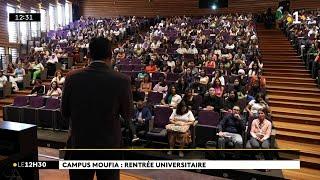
[3,14,274,157]
[280,9,320,84]
[108,14,272,157]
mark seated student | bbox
[246,108,272,149]
[132,100,152,135]
[223,90,239,112]
[30,59,44,85]
[0,70,8,97]
[199,70,209,85]
[46,81,62,97]
[13,62,26,83]
[166,101,195,157]
[161,85,182,108]
[246,93,270,119]
[217,106,245,148]
[212,78,224,97]
[152,77,168,97]
[116,48,126,60]
[176,77,189,95]
[203,87,223,112]
[131,84,144,102]
[182,88,199,114]
[191,77,206,96]
[51,70,65,87]
[30,80,45,95]
[139,74,152,94]
[145,60,158,74]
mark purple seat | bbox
[3,96,29,122]
[38,98,65,130]
[131,59,141,65]
[198,110,220,127]
[21,96,45,125]
[203,67,215,75]
[146,106,172,143]
[147,92,163,105]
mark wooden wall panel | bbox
[80,0,320,18]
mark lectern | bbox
[0,121,38,180]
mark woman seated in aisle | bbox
[139,74,152,94]
[46,81,62,97]
[166,101,196,157]
[30,80,45,95]
[246,108,272,149]
[153,77,168,97]
[245,93,270,119]
[161,85,182,108]
[51,70,65,87]
[248,63,261,77]
[30,59,45,85]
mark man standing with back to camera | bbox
[61,37,133,180]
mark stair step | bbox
[264,68,309,73]
[263,64,306,69]
[267,89,319,99]
[269,100,320,111]
[266,85,320,93]
[265,76,315,83]
[272,113,320,126]
[277,139,320,156]
[276,130,320,145]
[273,121,320,135]
[280,153,320,167]
[263,61,304,65]
[264,72,311,78]
[271,107,320,119]
[268,95,320,104]
[283,168,320,180]
[268,81,317,88]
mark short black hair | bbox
[89,37,112,61]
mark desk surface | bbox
[0,121,36,132]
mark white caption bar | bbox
[59,160,300,169]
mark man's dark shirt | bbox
[217,114,245,134]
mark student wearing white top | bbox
[46,81,62,97]
[0,70,8,88]
[161,85,182,108]
[51,70,65,86]
[187,44,199,54]
[246,93,270,119]
[167,101,195,157]
[152,77,168,98]
[176,45,188,55]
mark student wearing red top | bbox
[145,60,157,74]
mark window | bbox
[7,5,18,43]
[40,9,47,32]
[19,10,28,44]
[0,47,5,69]
[9,48,18,63]
[31,9,39,37]
[49,4,55,30]
[57,3,64,27]
[65,1,72,24]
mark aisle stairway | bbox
[257,25,320,179]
